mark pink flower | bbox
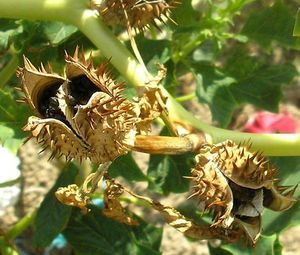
[244,111,297,134]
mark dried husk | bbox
[55,184,90,213]
[94,0,179,32]
[190,140,298,244]
[18,48,140,163]
[16,56,65,115]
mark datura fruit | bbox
[190,140,298,244]
[17,48,139,163]
[92,0,179,32]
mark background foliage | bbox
[0,0,300,254]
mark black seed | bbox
[69,75,99,106]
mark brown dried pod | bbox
[17,48,140,164]
[55,184,90,213]
[189,140,298,244]
[95,0,179,32]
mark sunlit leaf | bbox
[242,1,300,49]
[33,163,79,248]
[64,208,162,255]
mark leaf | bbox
[43,22,78,45]
[194,65,238,127]
[0,89,30,154]
[262,157,300,235]
[294,8,300,36]
[242,1,300,49]
[0,20,23,50]
[0,125,23,155]
[171,0,198,27]
[109,153,148,182]
[0,89,30,133]
[137,37,172,75]
[147,153,193,194]
[209,234,279,255]
[33,163,79,248]
[194,53,298,127]
[63,208,162,255]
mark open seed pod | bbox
[17,48,140,164]
[190,140,298,244]
[94,0,179,32]
[16,56,65,116]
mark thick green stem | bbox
[0,0,299,156]
[74,10,151,87]
[167,97,300,156]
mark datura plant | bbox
[17,47,298,245]
[1,0,300,254]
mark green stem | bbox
[0,0,299,156]
[176,92,196,102]
[5,210,37,240]
[168,97,300,156]
[0,54,18,89]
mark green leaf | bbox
[64,209,162,255]
[242,1,300,49]
[171,0,198,27]
[33,163,79,248]
[137,38,171,75]
[0,20,23,50]
[147,152,193,194]
[262,157,300,235]
[109,153,148,182]
[194,65,238,127]
[0,89,30,133]
[194,51,298,127]
[43,22,78,45]
[209,235,279,255]
[294,8,300,36]
[0,125,23,155]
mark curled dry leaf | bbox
[189,140,298,244]
[17,47,140,163]
[102,177,138,225]
[55,184,90,213]
[92,0,179,33]
[102,175,241,242]
[135,64,168,134]
[135,86,168,134]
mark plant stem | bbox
[5,210,37,240]
[0,54,18,89]
[176,92,196,102]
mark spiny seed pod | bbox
[94,0,179,32]
[189,140,297,244]
[17,47,140,163]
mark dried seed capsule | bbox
[17,48,140,164]
[189,140,298,244]
[94,0,179,33]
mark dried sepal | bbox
[189,140,298,244]
[63,49,139,162]
[135,84,168,134]
[94,0,179,33]
[215,140,276,189]
[103,174,240,242]
[102,177,138,225]
[55,184,90,213]
[16,56,65,115]
[23,116,89,162]
[263,185,298,211]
